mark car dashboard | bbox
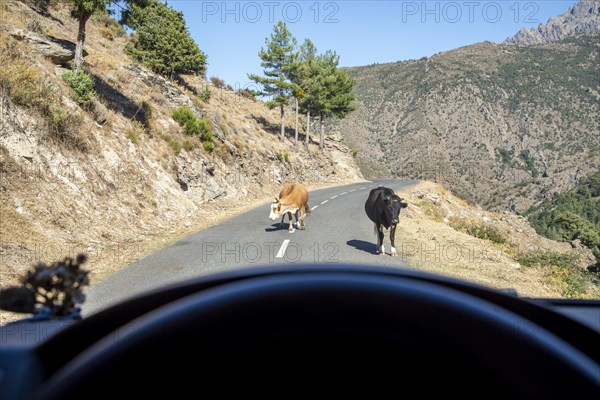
[1,265,599,398]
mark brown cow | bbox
[277,183,296,228]
[269,183,311,232]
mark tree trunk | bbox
[280,104,285,143]
[305,109,310,148]
[294,97,298,150]
[74,14,90,72]
[319,114,325,151]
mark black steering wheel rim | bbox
[38,270,600,398]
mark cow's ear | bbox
[400,201,408,208]
[274,197,279,203]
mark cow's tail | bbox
[305,203,312,215]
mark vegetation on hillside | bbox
[172,106,214,152]
[249,22,357,149]
[335,34,600,212]
[121,0,207,78]
[527,171,600,269]
[248,21,297,144]
[0,36,86,150]
[62,70,96,107]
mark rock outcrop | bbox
[9,28,86,64]
[504,0,600,45]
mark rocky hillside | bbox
[504,0,600,45]
[0,1,363,289]
[334,33,600,212]
[397,182,598,298]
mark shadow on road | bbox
[346,239,376,254]
[265,223,291,232]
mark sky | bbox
[123,1,579,88]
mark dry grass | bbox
[0,35,89,152]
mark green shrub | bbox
[202,140,214,152]
[197,118,213,142]
[62,70,96,107]
[198,87,211,102]
[172,106,214,151]
[275,151,289,163]
[172,105,196,128]
[350,148,359,157]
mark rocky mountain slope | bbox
[334,32,600,212]
[504,0,600,45]
[0,1,363,292]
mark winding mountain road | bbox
[84,179,418,315]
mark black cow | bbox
[364,187,408,256]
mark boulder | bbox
[10,28,87,65]
[90,99,109,125]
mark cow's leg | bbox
[282,212,296,229]
[376,224,385,255]
[288,214,294,232]
[298,208,305,230]
[390,223,397,256]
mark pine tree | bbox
[312,51,357,150]
[248,21,297,144]
[70,0,109,72]
[122,0,207,78]
[288,39,320,149]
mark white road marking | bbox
[321,200,328,205]
[359,187,367,190]
[340,192,347,196]
[331,195,338,199]
[311,205,318,211]
[276,240,290,258]
[349,189,356,192]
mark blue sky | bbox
[151,1,578,87]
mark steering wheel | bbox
[37,267,600,398]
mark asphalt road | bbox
[83,179,419,315]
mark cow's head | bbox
[270,198,298,220]
[269,198,282,220]
[385,195,408,225]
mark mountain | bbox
[334,33,600,212]
[504,0,600,45]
